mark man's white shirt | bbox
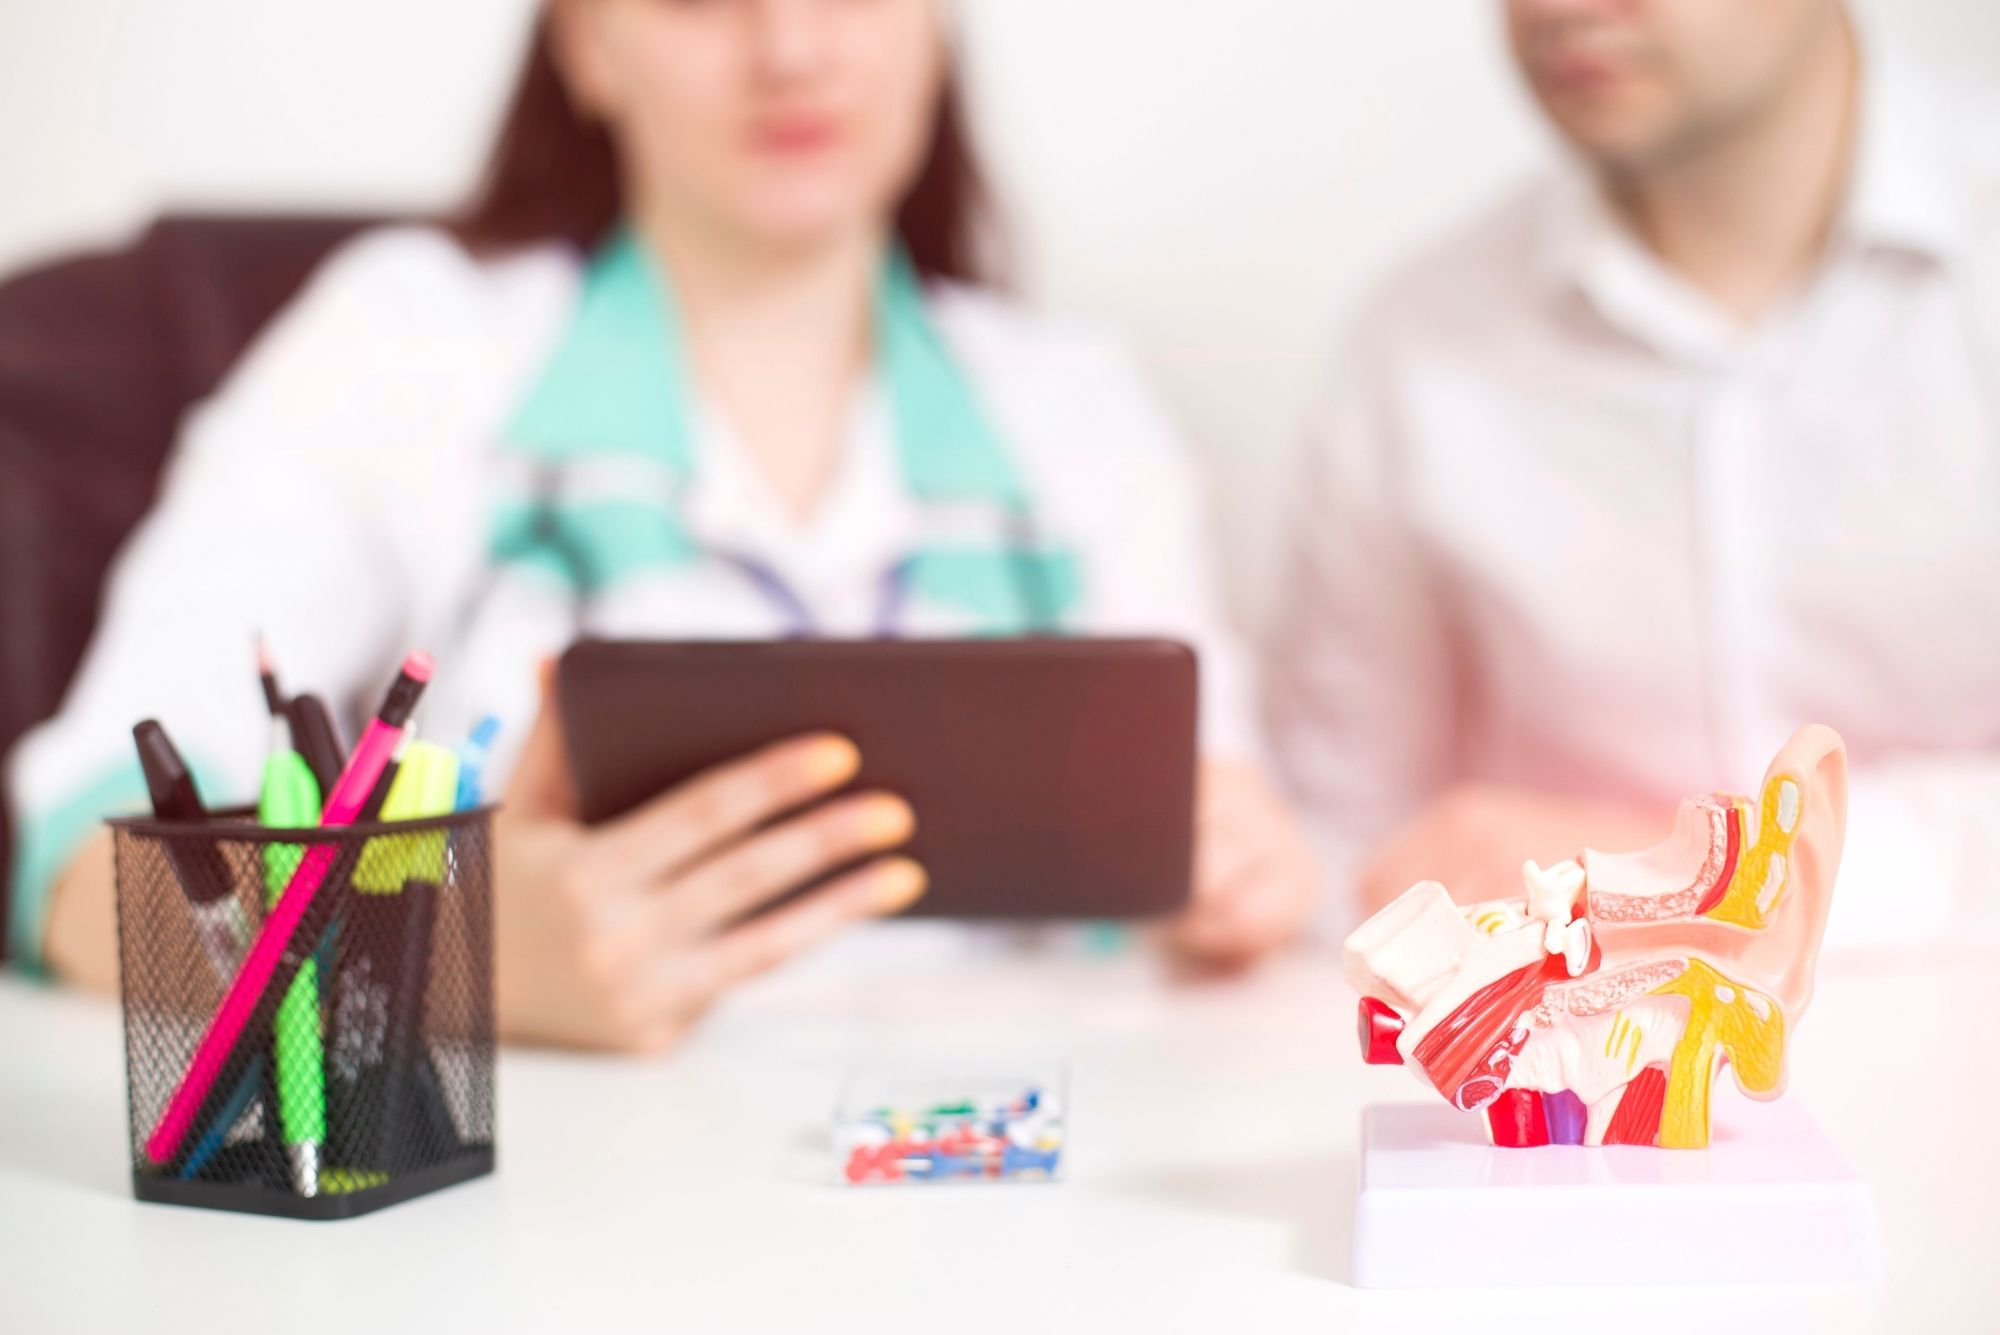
[1270,48,2000,949]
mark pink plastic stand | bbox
[1352,1096,1878,1289]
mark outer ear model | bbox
[1342,726,1847,1149]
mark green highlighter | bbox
[258,744,325,1197]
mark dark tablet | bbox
[556,638,1197,919]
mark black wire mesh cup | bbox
[107,807,496,1219]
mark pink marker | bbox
[145,652,434,1167]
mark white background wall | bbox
[3,0,1997,625]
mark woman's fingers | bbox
[570,854,925,1053]
[1172,759,1321,965]
[1174,849,1264,952]
[1175,854,1298,964]
[697,856,929,994]
[608,857,928,1039]
[1193,808,1264,907]
[1180,760,1278,923]
[586,732,862,883]
[658,791,915,931]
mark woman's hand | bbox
[42,829,119,994]
[1168,759,1321,968]
[1358,783,1672,913]
[494,670,926,1052]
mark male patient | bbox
[1269,0,2000,944]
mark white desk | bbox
[2,936,1991,1333]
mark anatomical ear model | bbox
[1344,726,1847,1149]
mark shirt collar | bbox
[682,378,919,591]
[1533,39,1972,361]
[1534,168,1747,366]
[507,228,1028,512]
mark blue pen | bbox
[179,1052,267,1180]
[455,715,500,811]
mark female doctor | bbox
[8,0,1318,1048]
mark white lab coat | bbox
[5,226,1257,967]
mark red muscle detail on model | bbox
[1603,1066,1668,1145]
[1358,997,1406,1065]
[1695,803,1744,917]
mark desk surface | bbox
[1,932,1991,1333]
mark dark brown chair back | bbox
[0,215,378,959]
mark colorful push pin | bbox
[1003,1144,1061,1177]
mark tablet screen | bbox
[557,638,1197,919]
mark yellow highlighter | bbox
[353,741,460,891]
[326,741,460,1179]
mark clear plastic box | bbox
[834,1065,1066,1186]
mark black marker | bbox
[132,720,249,980]
[286,693,346,797]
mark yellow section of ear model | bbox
[1649,959,1787,1148]
[1703,774,1803,930]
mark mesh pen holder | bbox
[108,807,496,1220]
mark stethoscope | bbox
[501,460,1065,639]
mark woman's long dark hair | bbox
[450,19,991,284]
